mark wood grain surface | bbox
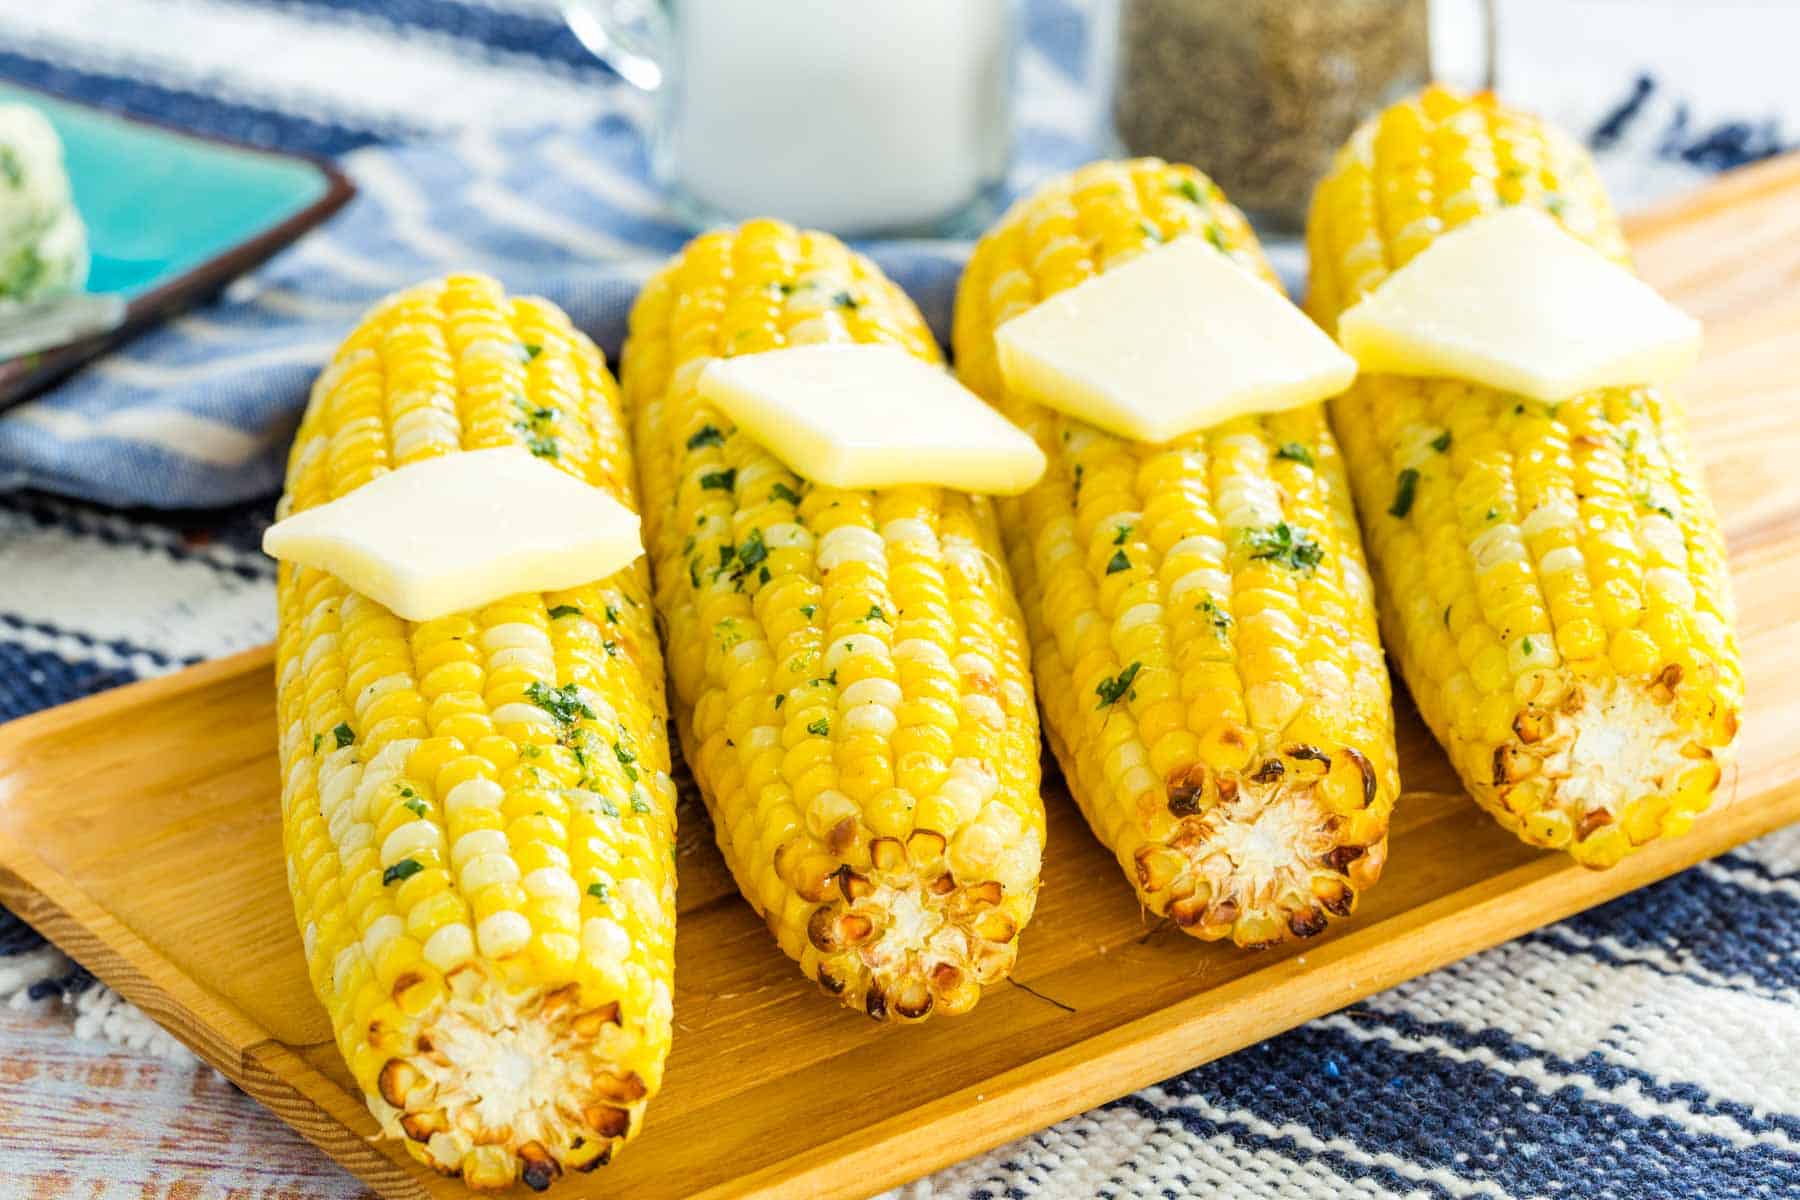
[1,155,1799,1200]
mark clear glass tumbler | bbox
[565,0,1019,238]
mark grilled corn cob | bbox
[273,275,676,1189]
[1306,87,1742,866]
[622,220,1043,1020]
[954,161,1399,948]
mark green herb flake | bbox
[1205,225,1228,252]
[865,604,884,622]
[403,796,428,819]
[1198,595,1232,634]
[1522,636,1535,655]
[547,604,583,620]
[733,529,769,580]
[312,733,322,754]
[525,681,596,727]
[1389,468,1420,519]
[833,290,861,311]
[333,722,355,749]
[1544,193,1569,218]
[770,481,803,505]
[807,716,831,737]
[605,604,620,623]
[587,881,609,902]
[1095,661,1142,709]
[1138,220,1164,243]
[1275,443,1314,468]
[604,641,620,657]
[1113,523,1133,545]
[1106,549,1131,575]
[758,565,771,584]
[521,343,542,361]
[686,424,724,450]
[1245,523,1324,572]
[700,468,737,492]
[630,796,652,815]
[1172,177,1204,204]
[801,604,817,619]
[774,694,786,709]
[1430,431,1452,453]
[383,858,423,886]
[524,431,559,459]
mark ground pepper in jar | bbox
[1113,0,1431,229]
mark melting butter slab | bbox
[1336,206,1701,401]
[696,343,1045,494]
[993,235,1356,444]
[262,447,642,622]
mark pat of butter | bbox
[262,447,642,622]
[1337,207,1701,401]
[993,236,1356,444]
[697,343,1045,495]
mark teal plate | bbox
[0,83,353,404]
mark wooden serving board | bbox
[3,157,1800,1200]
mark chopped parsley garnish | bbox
[525,431,559,459]
[311,733,322,754]
[1138,220,1164,243]
[521,343,542,361]
[759,565,771,584]
[547,604,582,620]
[732,529,768,581]
[1430,431,1452,453]
[587,881,609,901]
[1389,468,1420,518]
[1246,523,1324,572]
[770,481,803,505]
[806,716,830,736]
[689,558,702,588]
[383,858,423,886]
[717,544,737,571]
[1105,549,1131,574]
[686,424,724,450]
[605,604,620,623]
[865,604,884,621]
[604,641,620,657]
[801,604,817,619]
[1095,661,1141,709]
[1205,225,1228,252]
[1544,193,1568,217]
[1275,443,1313,468]
[1637,492,1677,520]
[525,681,595,727]
[1172,177,1203,204]
[832,290,860,311]
[333,722,355,749]
[403,796,428,818]
[1522,637,1535,655]
[700,468,737,492]
[774,694,786,709]
[1113,523,1133,545]
[630,795,651,814]
[613,741,639,782]
[1198,595,1232,633]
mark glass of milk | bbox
[564,0,1018,237]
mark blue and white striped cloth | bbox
[0,3,1796,1198]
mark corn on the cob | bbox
[1306,87,1743,867]
[273,275,676,1190]
[622,220,1043,1020]
[954,161,1399,948]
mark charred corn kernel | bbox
[954,161,1399,948]
[1307,87,1742,867]
[623,221,1043,1021]
[274,276,676,1189]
